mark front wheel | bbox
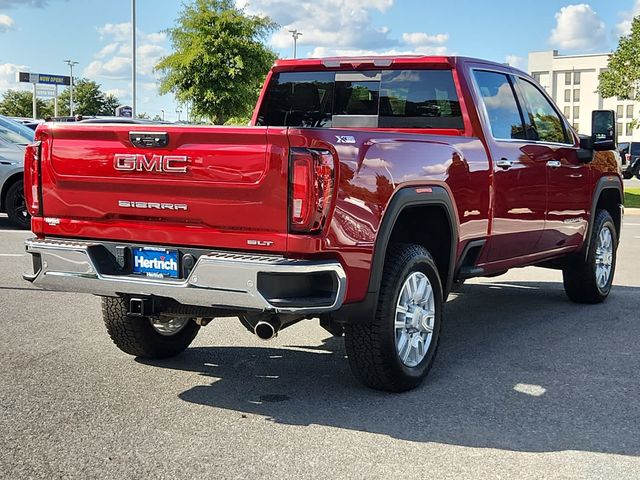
[345,244,443,392]
[5,181,30,230]
[102,297,200,359]
[562,209,617,304]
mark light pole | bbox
[131,0,137,118]
[289,29,302,58]
[161,109,165,121]
[64,59,79,116]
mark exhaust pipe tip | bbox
[254,321,278,341]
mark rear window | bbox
[631,142,640,156]
[256,69,464,130]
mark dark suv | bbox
[618,142,640,179]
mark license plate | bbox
[132,247,179,278]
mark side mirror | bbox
[591,110,616,151]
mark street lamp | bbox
[64,59,79,116]
[131,0,137,118]
[161,109,165,121]
[289,29,302,59]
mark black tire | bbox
[5,181,30,230]
[622,170,633,180]
[344,243,443,392]
[562,209,617,304]
[102,297,200,359]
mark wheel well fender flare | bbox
[583,176,623,260]
[367,186,459,297]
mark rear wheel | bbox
[562,209,617,304]
[345,244,443,392]
[5,181,30,230]
[102,297,200,359]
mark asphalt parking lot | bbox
[1,214,639,479]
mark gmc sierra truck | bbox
[23,56,623,392]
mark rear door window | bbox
[472,70,525,140]
[256,69,464,130]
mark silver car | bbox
[0,115,35,229]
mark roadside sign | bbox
[116,105,133,118]
[17,72,70,86]
[36,85,56,98]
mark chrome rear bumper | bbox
[24,238,346,314]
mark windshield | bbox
[0,115,35,145]
[256,69,464,129]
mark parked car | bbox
[23,56,622,392]
[9,117,44,131]
[0,114,34,228]
[617,141,640,179]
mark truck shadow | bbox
[138,281,640,456]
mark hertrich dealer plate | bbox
[132,247,179,278]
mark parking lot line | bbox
[0,254,25,257]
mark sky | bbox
[0,0,638,122]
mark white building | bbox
[528,50,639,142]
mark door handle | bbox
[496,159,513,169]
[546,160,561,168]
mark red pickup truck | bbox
[23,56,623,392]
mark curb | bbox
[625,208,640,216]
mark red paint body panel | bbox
[29,55,622,307]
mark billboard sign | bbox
[17,72,71,86]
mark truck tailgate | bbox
[37,124,290,251]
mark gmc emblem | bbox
[114,154,188,173]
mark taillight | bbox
[289,148,335,233]
[24,141,42,216]
[626,153,631,163]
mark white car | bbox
[0,115,35,229]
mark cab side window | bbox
[473,70,526,140]
[517,78,570,144]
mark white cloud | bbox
[98,22,132,42]
[0,62,28,90]
[235,1,450,58]
[84,22,168,81]
[0,0,56,7]
[615,0,640,37]
[505,55,525,70]
[0,13,15,33]
[95,42,119,59]
[402,32,448,46]
[236,0,396,56]
[549,4,606,51]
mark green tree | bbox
[103,94,120,116]
[57,79,121,116]
[0,89,54,118]
[155,0,278,124]
[599,17,640,130]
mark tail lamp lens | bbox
[290,148,335,233]
[24,141,42,216]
